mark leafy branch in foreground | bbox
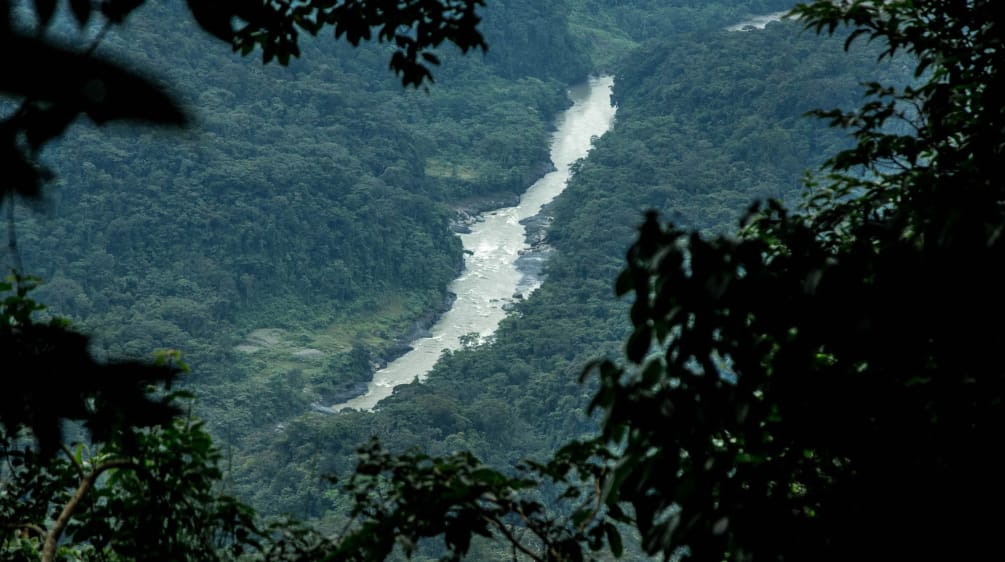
[328,438,625,562]
[1,278,275,562]
[583,1,1005,560]
[1,411,282,562]
[0,281,327,561]
[1,274,182,456]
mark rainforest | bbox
[4,1,1003,561]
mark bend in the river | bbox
[329,75,617,413]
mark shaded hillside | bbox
[14,0,590,433]
[234,17,911,518]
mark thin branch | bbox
[2,522,46,538]
[568,476,604,534]
[513,504,549,545]
[481,514,545,562]
[83,21,112,57]
[334,509,361,544]
[61,444,85,479]
[511,503,564,561]
[6,191,23,276]
[42,458,139,562]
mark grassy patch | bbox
[425,158,481,181]
[227,288,442,414]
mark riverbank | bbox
[725,11,787,31]
[329,75,617,413]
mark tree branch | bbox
[512,503,562,562]
[2,522,46,538]
[42,458,138,562]
[61,444,85,479]
[6,190,23,275]
[481,513,545,562]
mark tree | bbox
[1,0,487,451]
[7,0,1004,561]
[2,0,487,559]
[2,409,264,562]
[589,0,1005,559]
[0,281,335,562]
[0,275,181,457]
[323,1,1005,561]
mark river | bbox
[330,75,617,412]
[725,11,787,31]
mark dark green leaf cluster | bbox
[188,0,487,84]
[0,410,304,562]
[0,283,334,562]
[0,17,186,199]
[582,1,1005,560]
[328,438,621,562]
[1,275,180,457]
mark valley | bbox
[3,0,914,554]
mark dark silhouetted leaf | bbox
[69,0,92,25]
[33,0,57,28]
[0,34,187,127]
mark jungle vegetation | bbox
[4,0,1001,560]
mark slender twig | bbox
[481,514,545,562]
[60,444,85,479]
[562,476,604,535]
[334,510,361,544]
[83,21,112,56]
[2,522,46,538]
[511,503,562,561]
[6,191,23,276]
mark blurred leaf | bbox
[101,0,144,23]
[69,0,92,25]
[0,34,187,127]
[34,0,58,28]
[605,523,623,558]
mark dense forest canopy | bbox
[5,0,1002,560]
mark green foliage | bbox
[11,0,999,560]
[0,401,274,562]
[201,0,487,83]
[326,438,622,562]
[5,0,587,450]
[479,0,590,83]
[584,1,1005,560]
[1,0,489,200]
[266,2,1005,561]
[0,274,180,456]
[2,0,506,558]
[234,6,902,533]
[0,283,330,560]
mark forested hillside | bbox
[229,10,910,519]
[5,0,912,550]
[14,0,588,431]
